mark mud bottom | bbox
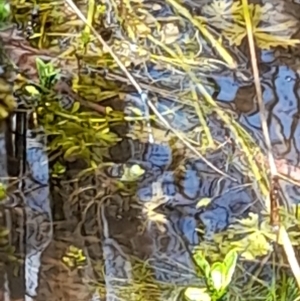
[33,214,198,301]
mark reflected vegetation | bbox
[1,0,300,300]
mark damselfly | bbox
[269,175,280,230]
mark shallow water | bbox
[1,0,300,300]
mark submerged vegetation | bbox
[1,0,300,300]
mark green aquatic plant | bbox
[6,1,300,299]
[0,225,20,272]
[0,1,10,24]
[276,276,300,301]
[0,226,9,245]
[184,249,238,301]
[200,0,300,49]
[0,182,6,201]
[0,11,17,120]
[51,161,66,178]
[196,212,300,262]
[62,245,87,270]
[21,58,124,176]
[119,164,145,183]
[87,256,183,301]
[0,76,16,120]
[36,57,60,89]
[193,209,300,300]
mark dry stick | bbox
[241,0,300,290]
[54,81,107,114]
[64,0,235,181]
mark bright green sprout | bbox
[185,249,238,301]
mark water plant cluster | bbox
[0,0,300,300]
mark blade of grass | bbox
[278,225,300,289]
[190,85,214,148]
[241,0,276,179]
[84,0,94,36]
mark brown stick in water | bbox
[54,81,107,115]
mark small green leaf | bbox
[0,2,10,23]
[223,249,238,288]
[36,57,47,81]
[7,254,17,262]
[0,183,7,201]
[81,31,90,44]
[5,245,15,253]
[90,160,98,169]
[25,85,40,96]
[96,4,106,15]
[184,287,211,301]
[196,197,212,209]
[45,113,54,123]
[210,262,225,292]
[13,265,20,277]
[71,101,81,114]
[193,251,211,279]
[106,106,113,114]
[52,162,66,175]
[125,106,144,117]
[59,121,84,133]
[63,145,81,160]
[120,164,145,182]
[0,228,9,237]
[0,238,8,244]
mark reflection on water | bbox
[216,50,300,201]
[0,60,300,301]
[2,1,300,301]
[0,128,52,301]
[2,51,300,297]
[1,50,300,301]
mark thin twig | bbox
[241,1,277,178]
[54,81,107,114]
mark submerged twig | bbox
[54,81,107,115]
